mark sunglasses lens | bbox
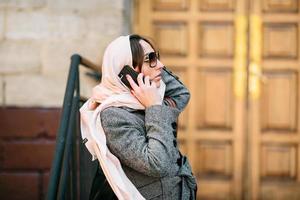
[148,52,156,61]
[148,52,157,67]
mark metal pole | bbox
[58,95,76,200]
[46,55,81,200]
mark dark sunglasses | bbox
[144,51,160,68]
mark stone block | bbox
[0,11,4,41]
[47,14,86,39]
[86,12,123,39]
[6,10,49,39]
[0,40,41,74]
[0,0,7,8]
[6,0,46,9]
[41,36,116,99]
[41,38,107,76]
[47,0,123,14]
[79,67,99,99]
[6,10,86,40]
[5,74,66,107]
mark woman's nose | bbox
[156,59,164,69]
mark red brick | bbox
[0,107,61,138]
[1,140,55,170]
[0,172,39,200]
[42,172,50,199]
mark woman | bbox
[80,34,197,200]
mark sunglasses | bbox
[144,51,160,68]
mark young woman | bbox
[80,34,197,200]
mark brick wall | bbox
[0,107,60,200]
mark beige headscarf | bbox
[80,35,165,200]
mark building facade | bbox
[1,0,300,199]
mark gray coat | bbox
[100,67,197,200]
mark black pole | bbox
[58,95,76,200]
[72,65,80,200]
[46,55,81,200]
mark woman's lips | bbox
[152,75,161,82]
[154,74,161,79]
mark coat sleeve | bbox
[162,66,190,112]
[101,105,180,178]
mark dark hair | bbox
[129,34,157,69]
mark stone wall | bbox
[0,0,130,107]
[0,1,132,199]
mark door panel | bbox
[196,69,233,128]
[261,72,297,131]
[250,0,300,199]
[199,22,234,57]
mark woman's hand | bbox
[127,73,162,108]
[88,99,99,110]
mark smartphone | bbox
[118,65,140,89]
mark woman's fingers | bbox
[127,73,162,107]
[137,73,144,87]
[126,75,139,91]
[144,76,151,87]
[88,99,99,110]
[150,79,157,88]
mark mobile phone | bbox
[118,65,140,89]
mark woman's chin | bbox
[155,81,161,88]
[152,76,161,87]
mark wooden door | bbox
[134,0,246,199]
[248,0,300,199]
[133,0,300,199]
